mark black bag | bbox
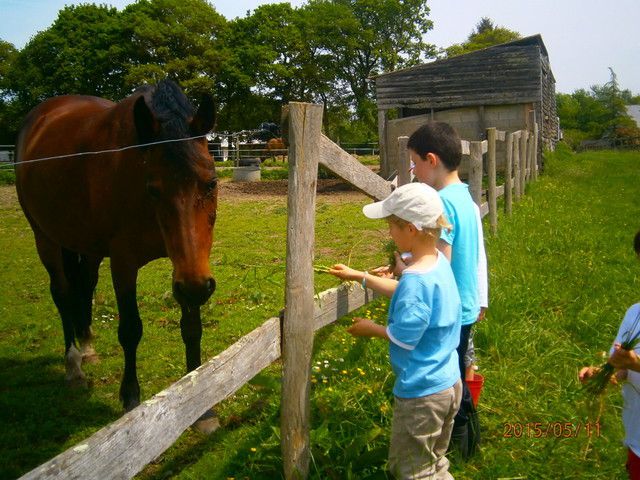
[449,381,480,460]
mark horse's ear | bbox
[133,95,158,143]
[191,94,216,136]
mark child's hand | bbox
[578,366,599,384]
[347,318,377,337]
[609,343,640,370]
[392,251,409,277]
[328,264,362,281]
[370,265,393,278]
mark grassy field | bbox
[1,147,639,479]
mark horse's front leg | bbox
[180,304,202,372]
[111,259,142,411]
[180,304,219,433]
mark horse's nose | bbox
[173,277,215,306]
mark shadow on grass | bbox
[0,354,119,479]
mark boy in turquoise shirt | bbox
[407,122,483,459]
[328,182,462,479]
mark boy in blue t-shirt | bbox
[406,122,483,459]
[328,182,462,479]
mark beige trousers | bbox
[389,379,463,479]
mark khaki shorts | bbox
[389,380,463,479]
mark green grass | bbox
[1,148,639,479]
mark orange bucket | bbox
[467,373,484,407]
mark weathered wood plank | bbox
[318,134,392,201]
[519,130,528,195]
[282,102,323,480]
[397,136,411,187]
[468,141,484,206]
[20,317,282,480]
[314,283,379,331]
[513,131,521,201]
[533,122,539,180]
[479,202,489,218]
[487,128,497,235]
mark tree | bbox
[1,5,127,143]
[0,40,19,143]
[445,17,521,57]
[556,69,640,148]
[308,0,436,139]
[121,0,227,101]
[6,4,127,102]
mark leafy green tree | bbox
[0,40,19,143]
[121,0,227,100]
[557,69,640,148]
[1,5,127,142]
[306,0,435,139]
[445,17,521,57]
[6,4,127,102]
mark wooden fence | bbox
[19,104,539,480]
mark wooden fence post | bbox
[505,132,513,215]
[513,131,521,201]
[281,102,323,480]
[486,128,497,234]
[527,130,533,181]
[397,136,411,187]
[519,130,528,195]
[469,141,483,206]
[532,122,539,180]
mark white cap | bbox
[363,183,444,230]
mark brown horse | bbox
[15,80,218,413]
[264,137,288,162]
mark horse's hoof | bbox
[82,352,100,364]
[66,376,89,389]
[65,345,87,388]
[192,409,220,435]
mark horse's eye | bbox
[146,182,161,199]
[206,178,218,194]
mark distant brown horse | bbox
[15,80,218,414]
[264,137,288,162]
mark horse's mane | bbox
[136,80,195,139]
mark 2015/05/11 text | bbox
[503,421,601,439]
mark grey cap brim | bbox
[363,201,390,219]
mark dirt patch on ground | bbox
[219,178,370,202]
[1,178,370,209]
[0,185,17,209]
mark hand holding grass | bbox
[327,264,363,282]
[347,318,389,339]
[609,343,640,372]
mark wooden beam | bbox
[20,318,282,480]
[318,135,392,201]
[519,130,528,195]
[468,141,484,206]
[513,131,521,201]
[378,109,390,178]
[487,128,497,235]
[282,102,323,480]
[397,136,411,187]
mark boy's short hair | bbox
[407,122,462,171]
[634,230,640,256]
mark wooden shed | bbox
[375,34,558,178]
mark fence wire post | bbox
[281,102,323,480]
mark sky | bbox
[1,0,639,94]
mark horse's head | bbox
[133,80,217,307]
